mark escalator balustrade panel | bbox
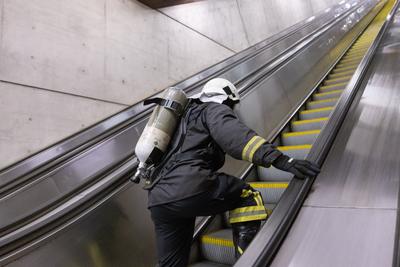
[191,2,391,265]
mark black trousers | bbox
[149,174,262,267]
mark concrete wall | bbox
[0,0,340,169]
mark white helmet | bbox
[190,78,240,104]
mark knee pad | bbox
[228,187,267,225]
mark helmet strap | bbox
[222,86,234,96]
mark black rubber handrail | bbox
[234,1,400,266]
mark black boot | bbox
[231,220,261,259]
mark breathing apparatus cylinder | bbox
[132,87,188,183]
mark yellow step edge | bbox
[345,52,366,58]
[351,45,370,49]
[355,39,373,42]
[354,41,371,46]
[338,61,361,68]
[339,56,362,62]
[352,43,370,47]
[320,82,347,89]
[333,66,357,73]
[249,182,289,189]
[308,97,339,104]
[342,54,364,60]
[277,144,312,151]
[324,75,352,83]
[335,63,358,70]
[315,90,343,97]
[344,51,366,56]
[201,236,234,247]
[340,58,362,64]
[292,117,329,125]
[329,70,355,78]
[347,53,366,58]
[348,48,367,53]
[345,49,366,54]
[301,107,333,114]
[354,39,373,44]
[337,62,359,68]
[349,47,368,52]
[340,56,362,63]
[338,59,361,65]
[351,42,370,44]
[354,40,371,44]
[283,129,321,137]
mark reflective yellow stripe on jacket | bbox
[242,135,267,162]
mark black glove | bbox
[272,155,320,179]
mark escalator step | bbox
[340,57,361,63]
[339,57,362,65]
[336,61,359,69]
[323,75,351,85]
[282,129,320,146]
[300,107,333,120]
[249,182,289,203]
[332,65,357,74]
[258,166,294,181]
[307,98,338,109]
[201,229,235,265]
[314,90,343,100]
[348,47,368,53]
[329,69,355,78]
[278,145,312,158]
[342,53,364,60]
[190,261,229,267]
[347,50,366,57]
[319,83,346,92]
[291,117,328,131]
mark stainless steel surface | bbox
[271,207,397,267]
[6,183,157,267]
[304,5,400,209]
[271,4,400,266]
[0,1,385,266]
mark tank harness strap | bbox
[144,97,185,115]
[229,189,267,224]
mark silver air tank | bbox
[132,87,188,183]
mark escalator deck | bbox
[191,2,391,266]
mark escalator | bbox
[0,1,390,266]
[190,1,395,266]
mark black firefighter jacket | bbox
[147,100,282,207]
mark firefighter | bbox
[144,78,320,267]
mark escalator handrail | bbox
[0,0,363,192]
[234,1,400,266]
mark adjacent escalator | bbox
[190,1,393,265]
